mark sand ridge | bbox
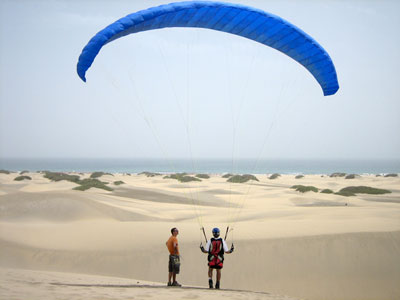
[0,172,399,300]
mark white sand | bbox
[1,172,400,300]
[1,267,299,300]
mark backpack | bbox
[208,238,224,269]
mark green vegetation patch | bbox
[14,175,32,181]
[73,179,113,191]
[330,172,346,177]
[114,181,125,185]
[139,171,161,177]
[164,173,201,183]
[0,169,11,174]
[345,174,358,179]
[269,173,281,180]
[290,185,318,193]
[338,186,391,195]
[43,171,113,191]
[320,189,334,194]
[227,174,259,183]
[20,170,29,175]
[44,171,80,183]
[384,173,398,177]
[295,175,304,179]
[222,173,233,178]
[90,172,113,179]
[196,174,210,179]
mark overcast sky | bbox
[0,0,399,160]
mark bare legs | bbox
[208,268,221,289]
[168,272,177,284]
[208,267,213,278]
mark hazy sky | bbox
[0,0,399,160]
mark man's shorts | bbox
[168,255,180,274]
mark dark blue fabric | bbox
[77,1,339,96]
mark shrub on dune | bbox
[164,172,187,178]
[338,186,391,196]
[345,174,358,179]
[20,170,29,175]
[330,172,346,177]
[44,171,80,183]
[384,173,398,177]
[164,173,201,183]
[290,185,318,193]
[139,171,161,177]
[269,173,281,180]
[43,171,113,191]
[295,175,304,179]
[114,181,125,185]
[179,176,201,182]
[0,169,11,174]
[14,175,32,181]
[227,174,259,183]
[90,172,113,179]
[196,174,210,179]
[320,189,334,194]
[222,173,233,178]
[73,179,113,191]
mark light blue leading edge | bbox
[77,1,339,96]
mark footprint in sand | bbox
[181,293,199,299]
[136,293,153,298]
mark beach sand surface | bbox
[1,172,400,300]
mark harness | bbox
[208,237,224,269]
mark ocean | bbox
[0,158,399,175]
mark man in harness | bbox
[200,227,234,289]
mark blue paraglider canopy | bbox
[77,1,339,96]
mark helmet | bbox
[212,228,220,235]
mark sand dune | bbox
[1,267,299,300]
[113,186,229,207]
[1,172,399,300]
[1,231,399,300]
[0,191,160,222]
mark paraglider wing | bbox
[77,1,339,96]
